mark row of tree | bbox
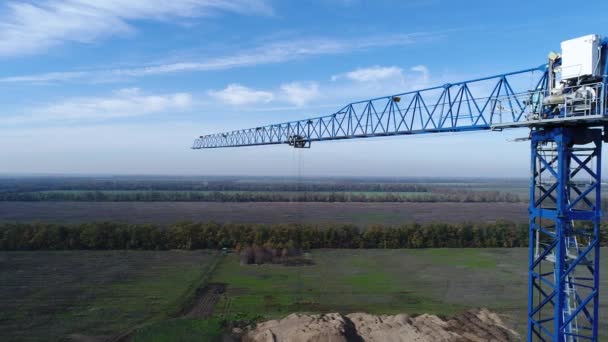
[0,190,522,203]
[3,221,605,251]
[0,178,434,193]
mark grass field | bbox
[0,250,220,341]
[3,248,606,341]
[211,248,608,338]
[132,318,224,342]
[0,201,528,226]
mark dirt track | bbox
[183,283,226,318]
[0,201,528,225]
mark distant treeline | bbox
[0,179,433,193]
[3,221,605,251]
[0,190,521,203]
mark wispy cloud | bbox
[0,32,432,83]
[409,65,430,84]
[1,88,192,125]
[206,64,432,111]
[332,65,404,82]
[0,0,273,57]
[208,81,321,108]
[280,82,320,107]
[0,70,89,83]
[2,63,434,126]
[325,64,431,101]
[208,84,274,105]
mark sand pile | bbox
[242,312,360,342]
[243,308,519,342]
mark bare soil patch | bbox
[0,201,528,226]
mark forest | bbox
[2,221,607,251]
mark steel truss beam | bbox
[192,66,547,149]
[528,127,601,342]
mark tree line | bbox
[0,190,521,203]
[0,178,433,193]
[3,221,605,251]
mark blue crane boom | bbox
[192,34,608,342]
[193,65,549,149]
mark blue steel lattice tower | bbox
[192,34,608,341]
[528,127,602,341]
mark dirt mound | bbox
[243,313,362,342]
[243,309,519,342]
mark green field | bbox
[0,250,220,341]
[3,249,607,341]
[132,318,223,342]
[211,248,608,338]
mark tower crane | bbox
[192,34,608,342]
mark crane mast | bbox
[192,34,608,342]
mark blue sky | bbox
[1,0,608,177]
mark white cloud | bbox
[331,65,430,86]
[208,84,274,106]
[206,64,432,110]
[1,63,434,128]
[0,0,272,57]
[333,65,404,82]
[207,81,318,108]
[410,65,430,84]
[0,70,89,83]
[0,32,430,83]
[325,64,433,100]
[1,88,192,125]
[280,82,320,107]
